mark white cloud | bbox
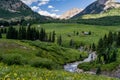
[21,0,37,5]
[31,6,39,11]
[38,0,50,6]
[38,10,60,18]
[48,5,54,9]
[21,0,60,18]
[21,0,50,6]
[52,9,59,12]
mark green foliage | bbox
[0,53,25,65]
[0,63,118,80]
[97,32,118,64]
[0,31,2,38]
[0,39,86,70]
[57,35,62,45]
[6,26,18,39]
[30,58,59,69]
[96,66,101,75]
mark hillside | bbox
[69,8,120,26]
[0,39,87,69]
[0,39,119,80]
[0,0,51,23]
[72,0,120,18]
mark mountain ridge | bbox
[0,0,51,23]
[72,0,120,18]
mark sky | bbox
[21,0,120,18]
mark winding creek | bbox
[64,52,97,73]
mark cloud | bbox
[51,9,59,12]
[38,0,50,6]
[21,0,59,18]
[31,6,39,11]
[21,0,37,5]
[21,0,50,6]
[38,10,60,18]
[48,5,54,9]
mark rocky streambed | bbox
[64,52,97,73]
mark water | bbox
[64,52,97,72]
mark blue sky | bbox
[21,0,120,18]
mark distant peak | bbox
[60,8,83,19]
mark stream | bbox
[64,52,97,72]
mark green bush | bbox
[1,53,25,65]
[30,58,60,70]
[78,62,93,71]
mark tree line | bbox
[5,25,56,42]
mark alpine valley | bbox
[0,0,120,80]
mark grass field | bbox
[1,23,120,79]
[0,63,119,80]
[31,23,120,47]
[0,39,87,70]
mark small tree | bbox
[57,35,62,46]
[48,32,52,42]
[0,31,2,38]
[96,66,101,75]
[52,31,56,42]
[92,43,96,51]
[70,39,74,47]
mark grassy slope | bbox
[0,63,119,80]
[32,23,120,47]
[72,8,120,26]
[0,39,87,69]
[81,8,120,19]
[0,39,118,79]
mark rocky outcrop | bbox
[60,8,83,19]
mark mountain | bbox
[0,0,51,23]
[72,0,120,18]
[60,8,83,19]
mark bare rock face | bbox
[60,8,83,19]
[97,0,120,10]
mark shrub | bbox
[30,58,60,69]
[2,53,25,65]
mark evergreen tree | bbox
[0,28,3,33]
[103,34,108,48]
[97,38,104,54]
[0,31,2,38]
[107,31,113,45]
[70,39,74,47]
[26,25,31,40]
[39,28,46,41]
[92,43,96,51]
[116,32,120,46]
[57,35,62,45]
[52,31,55,42]
[96,67,101,75]
[76,31,79,36]
[48,32,52,42]
[6,26,18,39]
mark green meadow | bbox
[0,23,120,79]
[32,23,120,47]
